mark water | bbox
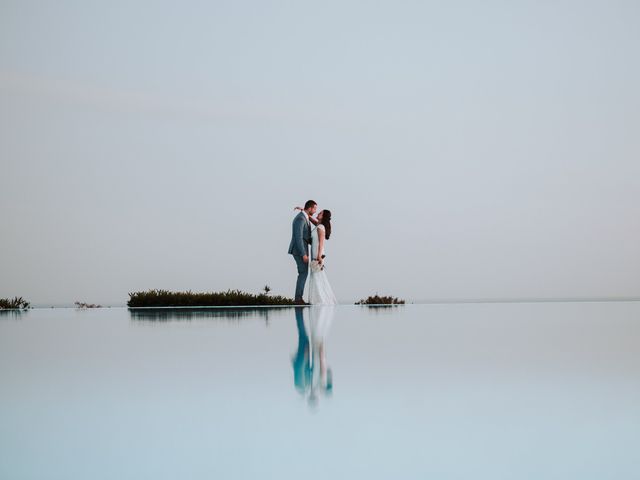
[1,303,639,479]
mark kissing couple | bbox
[287,200,337,305]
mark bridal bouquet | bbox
[310,260,324,273]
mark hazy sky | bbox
[1,1,639,305]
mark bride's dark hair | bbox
[320,210,332,239]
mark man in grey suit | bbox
[288,200,317,305]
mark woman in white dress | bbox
[294,207,338,305]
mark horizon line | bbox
[20,296,640,309]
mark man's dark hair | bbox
[304,200,317,210]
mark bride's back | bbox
[311,224,325,260]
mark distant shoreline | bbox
[13,296,640,310]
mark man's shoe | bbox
[294,299,310,306]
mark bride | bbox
[294,207,338,305]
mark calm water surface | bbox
[1,303,639,479]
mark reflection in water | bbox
[292,306,335,409]
[128,307,292,324]
[0,309,28,319]
[2,304,640,478]
[359,305,405,316]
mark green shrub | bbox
[127,289,294,307]
[0,296,31,309]
[355,294,405,305]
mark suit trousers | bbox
[292,254,309,301]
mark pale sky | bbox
[1,1,639,306]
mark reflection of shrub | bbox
[129,307,281,322]
[355,294,405,305]
[75,302,102,309]
[127,289,294,307]
[0,296,31,309]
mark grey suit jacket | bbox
[288,212,311,257]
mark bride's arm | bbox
[293,206,319,225]
[317,227,325,261]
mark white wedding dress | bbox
[308,224,338,305]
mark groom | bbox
[288,200,317,305]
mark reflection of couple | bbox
[287,200,337,305]
[292,306,334,408]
